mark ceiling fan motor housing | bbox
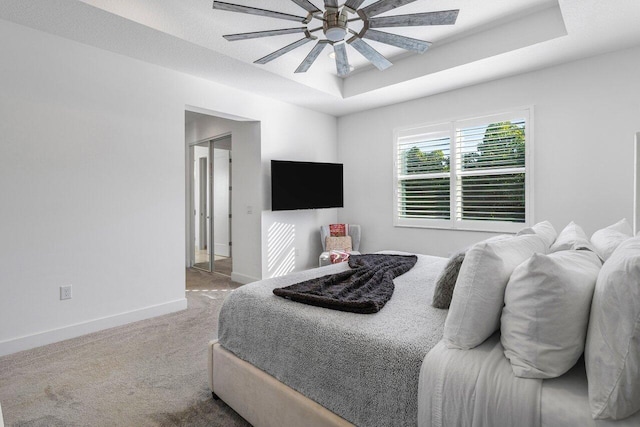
[323,8,348,42]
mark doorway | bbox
[189,134,233,275]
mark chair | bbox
[319,224,361,267]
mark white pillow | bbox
[590,218,633,261]
[586,236,640,420]
[550,221,595,253]
[517,220,557,248]
[501,250,601,378]
[443,234,547,350]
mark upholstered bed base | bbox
[208,340,353,427]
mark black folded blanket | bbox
[273,254,418,314]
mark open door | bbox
[192,141,212,271]
[212,137,232,276]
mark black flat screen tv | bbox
[271,160,343,211]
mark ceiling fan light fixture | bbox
[325,27,347,42]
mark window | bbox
[394,109,532,232]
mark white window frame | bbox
[393,107,534,233]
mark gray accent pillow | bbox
[431,251,466,309]
[432,234,512,309]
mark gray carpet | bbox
[194,262,210,271]
[193,257,232,277]
[0,269,251,427]
[213,258,232,277]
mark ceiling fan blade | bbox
[358,0,417,19]
[347,36,392,71]
[362,29,430,53]
[295,40,331,73]
[369,10,459,28]
[212,1,309,23]
[325,0,339,9]
[344,0,366,13]
[224,27,308,41]
[291,0,321,14]
[254,36,315,64]
[333,43,351,76]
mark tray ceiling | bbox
[1,0,640,116]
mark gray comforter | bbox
[218,252,448,427]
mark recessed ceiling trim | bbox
[344,2,568,98]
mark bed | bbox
[210,253,448,427]
[208,251,640,427]
[419,333,640,427]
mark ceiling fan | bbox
[212,0,459,76]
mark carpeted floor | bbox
[0,269,251,427]
[213,258,232,277]
[194,257,232,277]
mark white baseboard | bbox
[0,298,187,357]
[230,272,259,284]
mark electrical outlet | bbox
[60,285,72,300]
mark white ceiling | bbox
[1,0,640,116]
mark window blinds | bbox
[394,111,529,229]
[455,120,526,223]
[396,131,451,220]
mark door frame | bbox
[188,132,232,272]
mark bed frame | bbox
[208,340,354,427]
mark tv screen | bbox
[271,160,343,211]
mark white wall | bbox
[0,18,337,355]
[259,103,339,277]
[338,45,640,257]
